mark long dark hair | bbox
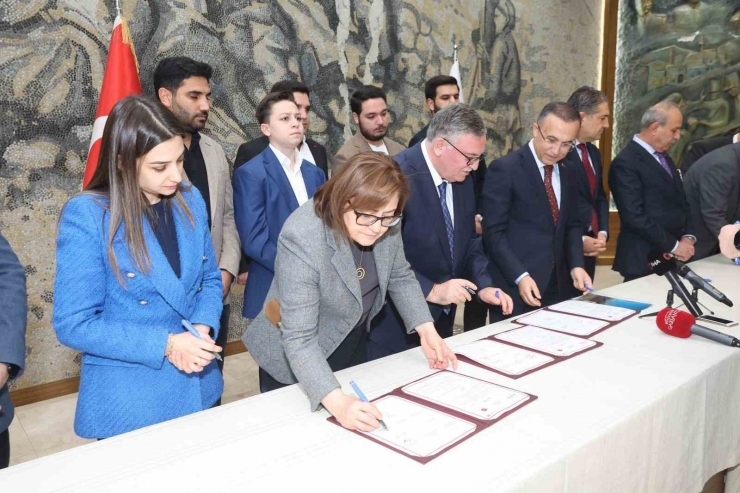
[85,95,193,283]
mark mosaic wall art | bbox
[0,0,603,390]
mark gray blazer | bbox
[242,201,432,410]
[332,132,406,176]
[0,232,27,432]
[684,143,740,260]
[185,133,241,304]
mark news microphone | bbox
[674,260,733,307]
[656,308,740,347]
[647,252,702,316]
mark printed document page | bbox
[494,326,597,357]
[517,310,609,336]
[455,339,554,375]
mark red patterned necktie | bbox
[543,165,559,225]
[577,143,599,234]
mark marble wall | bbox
[0,0,604,390]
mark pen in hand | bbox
[181,319,223,362]
[349,380,388,431]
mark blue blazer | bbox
[368,143,493,358]
[53,188,224,439]
[233,147,326,319]
[482,144,584,314]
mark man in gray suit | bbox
[684,143,740,259]
[155,58,241,379]
[0,232,27,469]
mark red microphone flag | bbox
[83,15,142,188]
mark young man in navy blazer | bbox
[483,102,592,318]
[233,91,326,390]
[368,103,513,360]
[564,86,611,282]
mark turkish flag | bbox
[83,15,142,188]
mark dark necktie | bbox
[577,143,599,234]
[543,165,559,225]
[654,151,674,180]
[438,182,454,263]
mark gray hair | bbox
[567,86,608,115]
[427,103,486,142]
[640,101,681,129]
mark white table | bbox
[4,256,740,493]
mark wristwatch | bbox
[5,364,18,379]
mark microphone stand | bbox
[640,275,704,319]
[690,287,715,315]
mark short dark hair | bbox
[153,57,213,98]
[537,101,580,125]
[270,80,310,97]
[425,75,459,101]
[567,86,608,115]
[256,91,296,125]
[350,85,387,115]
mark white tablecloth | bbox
[3,256,740,493]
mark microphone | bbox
[656,308,740,347]
[647,252,702,316]
[674,260,733,307]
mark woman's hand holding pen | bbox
[167,332,222,374]
[415,322,458,371]
[322,389,383,432]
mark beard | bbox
[359,123,388,142]
[172,103,208,133]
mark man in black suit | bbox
[483,102,591,318]
[368,103,513,360]
[609,101,696,282]
[683,143,740,259]
[234,80,329,177]
[565,86,611,281]
[410,75,489,330]
[680,132,738,175]
[0,232,27,469]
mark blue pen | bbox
[585,285,595,292]
[181,319,223,362]
[494,290,500,299]
[349,380,388,431]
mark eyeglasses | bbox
[535,125,576,151]
[442,138,485,167]
[354,210,402,227]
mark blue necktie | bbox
[438,182,454,264]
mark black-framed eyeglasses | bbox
[442,138,485,167]
[535,125,576,151]
[354,210,402,227]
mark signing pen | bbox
[349,380,388,431]
[585,285,595,292]
[181,319,223,362]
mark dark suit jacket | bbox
[681,135,734,176]
[234,135,329,177]
[608,139,694,277]
[369,143,493,356]
[408,124,488,214]
[233,147,326,318]
[564,142,609,237]
[482,144,583,312]
[684,143,740,260]
[0,232,26,433]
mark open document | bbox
[455,339,554,376]
[547,299,636,322]
[401,371,530,421]
[361,395,476,458]
[494,325,598,357]
[516,310,609,337]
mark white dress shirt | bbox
[297,136,316,166]
[734,133,740,144]
[269,144,309,206]
[368,141,389,155]
[574,139,608,239]
[630,135,695,253]
[421,141,454,226]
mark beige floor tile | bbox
[8,452,38,467]
[8,416,35,459]
[14,393,92,456]
[222,351,259,402]
[593,265,623,291]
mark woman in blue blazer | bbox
[53,96,224,439]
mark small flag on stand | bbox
[450,43,465,103]
[83,14,142,188]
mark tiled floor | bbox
[7,266,622,468]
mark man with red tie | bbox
[564,86,611,282]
